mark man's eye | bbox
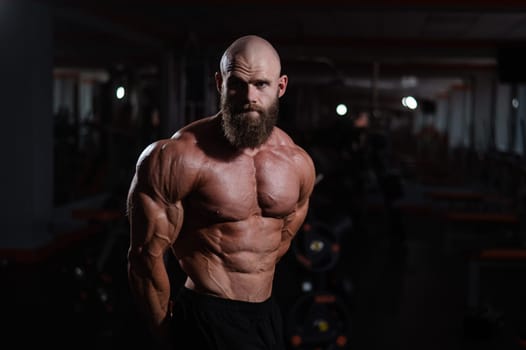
[255,82,268,88]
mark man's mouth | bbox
[242,104,262,113]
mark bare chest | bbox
[188,151,300,221]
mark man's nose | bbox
[245,84,258,103]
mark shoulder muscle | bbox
[132,136,201,204]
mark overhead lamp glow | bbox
[336,103,348,116]
[402,96,418,110]
[116,86,125,99]
[301,280,313,292]
[512,98,519,109]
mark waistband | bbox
[177,287,276,314]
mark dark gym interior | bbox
[3,1,526,349]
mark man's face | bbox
[220,87,279,149]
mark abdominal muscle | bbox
[175,215,287,302]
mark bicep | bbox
[299,150,317,205]
[127,184,183,264]
[126,140,190,260]
[283,152,316,238]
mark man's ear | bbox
[215,72,223,93]
[278,75,288,98]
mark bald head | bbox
[219,35,282,77]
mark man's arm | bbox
[126,142,184,348]
[279,148,316,256]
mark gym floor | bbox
[3,178,525,350]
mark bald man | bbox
[126,35,316,350]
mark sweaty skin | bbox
[126,35,316,347]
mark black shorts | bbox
[170,287,286,350]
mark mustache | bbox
[233,104,263,113]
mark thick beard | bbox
[220,94,279,149]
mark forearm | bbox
[128,256,173,347]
